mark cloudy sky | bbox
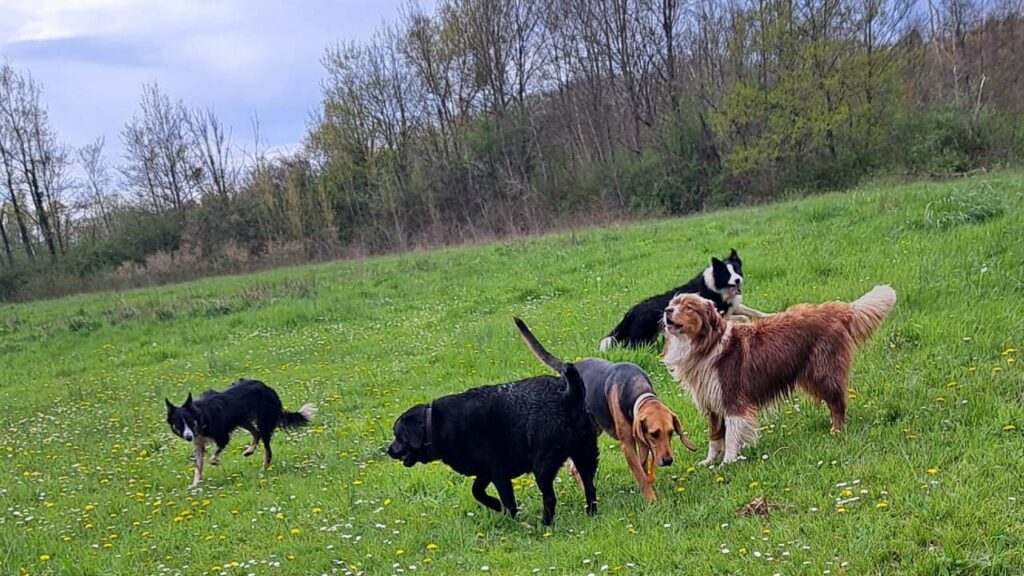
[0,0,418,161]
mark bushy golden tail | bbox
[848,285,896,343]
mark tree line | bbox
[2,0,1023,301]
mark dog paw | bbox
[243,448,255,457]
[697,457,718,467]
[209,458,220,466]
[586,502,598,515]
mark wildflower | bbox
[1004,424,1017,431]
[312,507,322,514]
[383,498,392,506]
[426,544,438,551]
[39,554,50,561]
[352,479,363,486]
[875,501,888,509]
[749,481,759,489]
[289,528,300,535]
[396,549,405,556]
[927,468,938,476]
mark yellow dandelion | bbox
[715,475,724,483]
[84,504,95,511]
[276,535,284,541]
[840,488,853,497]
[1004,424,1017,431]
[836,507,847,513]
[543,531,552,538]
[875,501,888,509]
[312,507,322,514]
[749,481,759,489]
[927,468,938,475]
[289,528,300,535]
[426,543,438,551]
[286,554,295,560]
[39,554,50,561]
[275,513,285,520]
[352,479,363,486]
[396,549,405,556]
[383,498,392,506]
[676,486,685,493]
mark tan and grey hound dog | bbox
[515,323,696,501]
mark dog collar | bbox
[424,403,434,447]
[632,392,658,419]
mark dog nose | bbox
[661,456,673,467]
[665,307,675,315]
[183,431,194,441]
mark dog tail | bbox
[848,284,896,343]
[514,317,566,373]
[281,403,317,428]
[513,317,584,402]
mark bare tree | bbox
[187,107,237,202]
[77,137,114,237]
[121,83,198,214]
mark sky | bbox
[0,0,419,162]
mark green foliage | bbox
[2,173,1024,573]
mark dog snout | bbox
[660,455,673,467]
[665,306,675,315]
[183,431,194,441]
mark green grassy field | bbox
[2,173,1023,575]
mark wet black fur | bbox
[387,323,598,526]
[165,379,310,468]
[602,249,744,349]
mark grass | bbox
[2,172,1023,575]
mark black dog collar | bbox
[424,402,434,447]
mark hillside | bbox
[1,173,1022,574]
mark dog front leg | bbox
[191,443,205,487]
[732,302,772,318]
[620,440,656,501]
[698,412,725,466]
[492,477,518,518]
[564,458,585,492]
[471,476,502,512]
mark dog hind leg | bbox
[721,414,758,465]
[569,442,599,515]
[535,467,559,526]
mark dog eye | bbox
[651,431,660,439]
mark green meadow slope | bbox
[1,173,1022,575]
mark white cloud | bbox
[0,0,416,159]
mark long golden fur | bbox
[661,285,896,465]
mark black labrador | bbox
[387,318,598,525]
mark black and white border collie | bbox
[165,379,316,487]
[598,249,770,350]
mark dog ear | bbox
[729,248,738,260]
[404,407,428,450]
[697,301,720,339]
[711,256,723,267]
[632,414,648,446]
[184,392,194,408]
[673,414,697,452]
[165,398,174,413]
